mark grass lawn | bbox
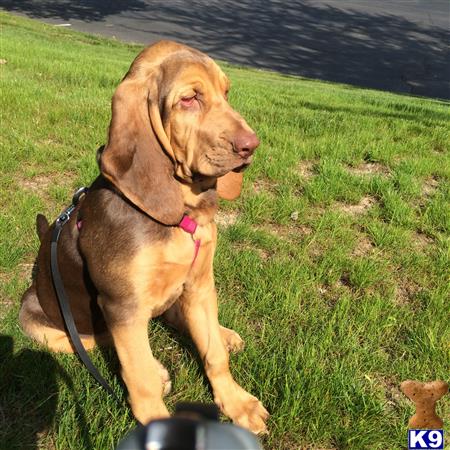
[0,11,449,450]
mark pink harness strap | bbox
[179,215,198,234]
[192,239,201,265]
[179,215,201,265]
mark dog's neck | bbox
[178,176,218,226]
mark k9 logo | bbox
[408,430,444,449]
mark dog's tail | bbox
[36,214,49,242]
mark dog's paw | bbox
[215,385,269,435]
[233,394,269,435]
[155,359,172,396]
[220,326,245,353]
[132,401,170,426]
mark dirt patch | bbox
[0,297,14,321]
[21,174,54,193]
[318,280,352,307]
[251,178,277,194]
[20,171,77,198]
[394,280,420,306]
[296,224,313,236]
[352,235,374,257]
[0,269,11,284]
[374,377,407,414]
[432,143,446,154]
[215,209,239,227]
[422,176,439,197]
[412,231,434,249]
[337,196,376,216]
[297,160,316,180]
[347,162,389,176]
[257,222,312,241]
[385,380,404,404]
[318,280,350,295]
[307,242,325,260]
[18,262,35,283]
[338,273,352,289]
[257,248,270,260]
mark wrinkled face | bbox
[164,59,260,178]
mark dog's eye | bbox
[180,94,197,108]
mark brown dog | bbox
[19,40,268,433]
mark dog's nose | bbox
[234,131,260,158]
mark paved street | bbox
[1,0,449,99]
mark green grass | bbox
[1,12,449,450]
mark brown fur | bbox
[19,41,268,433]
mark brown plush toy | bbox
[400,380,448,429]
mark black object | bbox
[116,403,263,450]
[50,187,122,404]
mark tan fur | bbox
[19,286,109,352]
[20,41,267,434]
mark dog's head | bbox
[100,41,259,224]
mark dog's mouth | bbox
[198,151,253,177]
[232,156,253,173]
[232,163,250,173]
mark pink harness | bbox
[178,215,201,265]
[77,214,200,265]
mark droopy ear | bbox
[100,78,185,225]
[217,172,244,200]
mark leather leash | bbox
[50,187,201,415]
[50,187,122,403]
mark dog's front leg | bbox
[163,302,244,353]
[105,315,169,424]
[180,281,269,434]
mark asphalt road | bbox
[2,0,449,99]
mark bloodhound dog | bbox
[19,41,268,433]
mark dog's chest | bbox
[130,224,214,317]
[150,284,184,317]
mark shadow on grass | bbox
[0,321,217,449]
[0,335,92,449]
[2,0,449,98]
[322,101,449,123]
